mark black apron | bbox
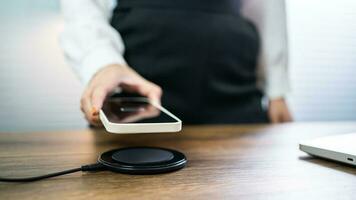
[111,0,269,124]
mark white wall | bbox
[287,0,356,121]
[0,1,86,132]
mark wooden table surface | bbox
[0,122,355,199]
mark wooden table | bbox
[0,122,355,199]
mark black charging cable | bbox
[0,163,104,182]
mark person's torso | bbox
[110,0,268,124]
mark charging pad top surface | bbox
[98,147,187,174]
[111,148,174,164]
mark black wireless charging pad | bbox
[98,147,187,174]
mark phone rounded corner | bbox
[175,121,182,132]
[99,110,116,133]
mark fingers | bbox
[81,89,94,121]
[81,86,105,127]
[91,86,109,112]
[90,86,113,126]
[120,77,162,104]
[270,111,291,123]
[268,98,293,124]
[80,65,122,126]
[268,109,280,123]
[281,108,293,122]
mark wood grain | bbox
[0,122,355,200]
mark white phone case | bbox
[99,100,182,134]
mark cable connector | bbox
[81,163,105,172]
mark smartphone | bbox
[99,93,182,134]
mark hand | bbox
[268,98,293,123]
[80,64,162,126]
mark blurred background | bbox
[1,0,356,132]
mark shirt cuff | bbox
[265,64,290,100]
[79,44,127,85]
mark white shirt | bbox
[60,0,289,99]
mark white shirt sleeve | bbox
[241,0,290,99]
[59,0,127,85]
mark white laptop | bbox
[299,133,356,166]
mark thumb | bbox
[136,80,162,103]
[120,77,162,103]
